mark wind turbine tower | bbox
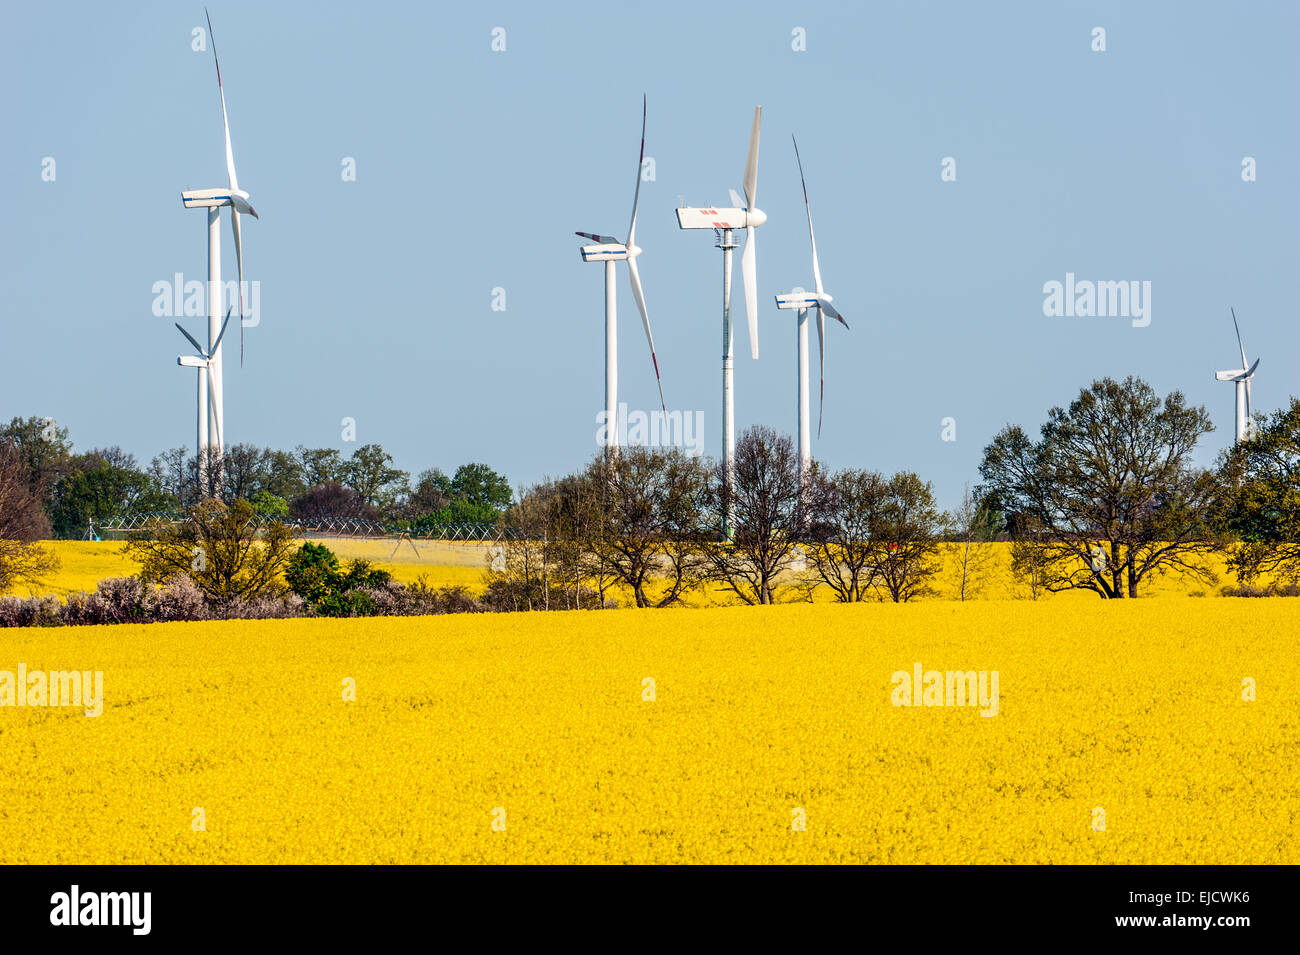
[576,96,667,456]
[179,9,259,490]
[774,136,849,481]
[1214,308,1259,444]
[676,107,766,538]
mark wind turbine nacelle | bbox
[676,207,765,230]
[775,291,832,311]
[181,187,235,209]
[580,243,631,262]
[178,355,206,367]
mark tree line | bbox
[488,376,1300,608]
[4,375,1300,611]
[0,416,512,535]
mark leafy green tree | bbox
[1219,397,1300,584]
[979,376,1222,598]
[342,444,409,512]
[262,448,306,501]
[405,468,452,520]
[450,463,512,511]
[284,542,341,604]
[2,415,74,512]
[249,489,290,519]
[50,449,171,538]
[296,447,343,489]
[284,542,391,616]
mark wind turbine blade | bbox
[175,322,206,357]
[207,357,224,452]
[742,226,758,359]
[575,232,619,244]
[626,255,666,415]
[742,106,761,210]
[211,306,234,355]
[205,9,239,192]
[1246,377,1253,419]
[626,94,646,248]
[820,298,849,330]
[816,307,826,438]
[231,194,258,219]
[729,188,744,209]
[231,208,245,365]
[1230,307,1248,370]
[792,136,824,295]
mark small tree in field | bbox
[704,426,805,605]
[805,468,880,602]
[866,472,944,603]
[126,499,295,609]
[980,376,1222,598]
[583,447,710,608]
[949,483,1000,601]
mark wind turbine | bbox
[179,8,260,484]
[676,106,766,538]
[576,95,666,455]
[1214,308,1260,444]
[176,308,233,468]
[775,136,849,480]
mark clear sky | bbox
[3,0,1297,508]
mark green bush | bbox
[285,543,392,617]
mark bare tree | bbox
[125,499,294,609]
[485,481,566,612]
[869,472,944,602]
[582,447,710,608]
[805,468,881,602]
[0,441,59,592]
[704,426,804,605]
[949,482,999,601]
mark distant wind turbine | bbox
[775,136,849,480]
[1214,308,1259,444]
[676,106,766,538]
[576,95,667,454]
[176,308,233,459]
[180,8,260,487]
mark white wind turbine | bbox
[676,107,766,538]
[1214,307,1260,444]
[775,136,849,480]
[176,308,233,461]
[576,95,666,453]
[179,8,260,485]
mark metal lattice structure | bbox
[99,512,515,542]
[413,523,514,542]
[99,511,186,530]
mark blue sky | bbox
[2,0,1296,508]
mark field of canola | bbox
[3,540,1266,604]
[1,598,1295,863]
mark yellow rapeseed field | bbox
[1,539,486,598]
[1,598,1294,863]
[3,539,1258,603]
